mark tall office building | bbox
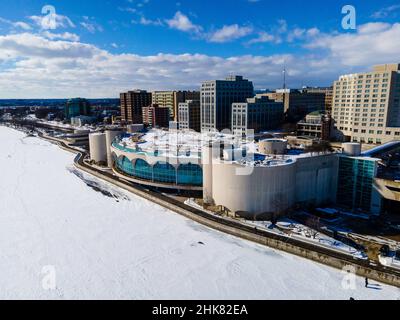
[332,64,400,144]
[65,98,91,120]
[201,75,254,132]
[120,90,152,124]
[232,96,284,137]
[152,91,200,121]
[178,100,201,132]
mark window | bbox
[153,162,176,183]
[135,159,153,180]
[116,156,135,176]
[177,164,203,186]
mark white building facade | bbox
[332,64,400,144]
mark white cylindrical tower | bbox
[259,139,288,155]
[105,130,122,167]
[342,142,361,156]
[202,143,214,205]
[89,132,107,164]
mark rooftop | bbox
[113,128,335,168]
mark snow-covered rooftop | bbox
[114,128,331,167]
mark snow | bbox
[245,219,366,259]
[184,200,365,259]
[379,255,400,270]
[117,128,326,168]
[1,125,399,300]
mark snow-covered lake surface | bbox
[0,126,399,300]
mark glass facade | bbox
[65,98,91,120]
[153,162,176,183]
[337,156,377,212]
[134,159,153,180]
[115,155,203,187]
[177,164,203,185]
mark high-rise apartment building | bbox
[178,100,201,132]
[142,104,170,128]
[332,64,400,144]
[201,75,254,132]
[231,96,284,137]
[152,91,200,121]
[120,90,152,124]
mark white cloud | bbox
[0,22,400,98]
[0,33,97,60]
[358,22,391,34]
[276,19,288,34]
[41,31,80,42]
[80,17,103,33]
[29,14,75,29]
[165,11,202,34]
[371,4,400,19]
[287,27,319,42]
[247,31,276,45]
[12,21,32,30]
[0,17,32,30]
[307,22,400,66]
[0,33,292,98]
[134,16,163,26]
[208,24,253,43]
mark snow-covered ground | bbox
[0,125,399,300]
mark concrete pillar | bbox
[202,143,214,205]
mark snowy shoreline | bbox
[0,125,399,300]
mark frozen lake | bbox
[0,126,399,300]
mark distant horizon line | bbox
[0,86,333,101]
[0,98,120,101]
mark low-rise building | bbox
[297,111,332,140]
[71,115,97,127]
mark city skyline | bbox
[0,0,400,98]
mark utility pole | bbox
[282,61,288,116]
[283,62,287,91]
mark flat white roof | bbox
[114,128,335,167]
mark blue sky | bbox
[0,0,399,98]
